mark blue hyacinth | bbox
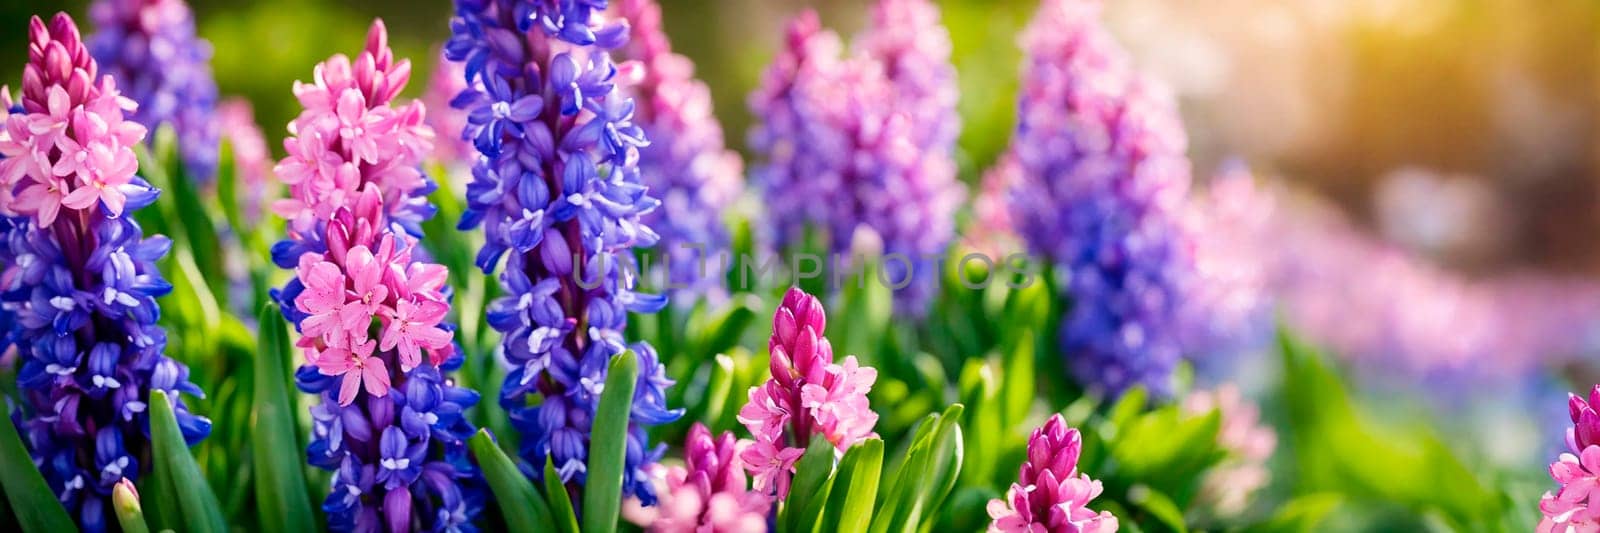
[445,0,681,506]
[0,16,210,528]
[1007,0,1194,398]
[88,0,221,182]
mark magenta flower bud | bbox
[738,287,878,498]
[988,414,1117,533]
[1543,384,1600,530]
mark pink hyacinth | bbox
[625,423,773,532]
[271,19,432,235]
[1541,385,1600,532]
[737,287,879,497]
[0,14,147,226]
[273,20,452,406]
[1182,385,1276,516]
[988,414,1117,533]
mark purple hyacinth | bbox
[1007,0,1194,397]
[88,0,220,182]
[269,21,483,532]
[0,14,208,532]
[614,0,743,300]
[748,2,963,313]
[445,0,681,506]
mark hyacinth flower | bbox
[0,13,209,531]
[444,0,681,505]
[1182,385,1275,516]
[268,20,483,531]
[1539,385,1600,531]
[1006,0,1194,398]
[88,0,220,181]
[748,2,963,313]
[737,287,878,497]
[987,414,1117,533]
[613,0,743,300]
[624,422,773,532]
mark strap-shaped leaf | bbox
[872,404,965,533]
[0,402,74,531]
[781,435,838,533]
[701,354,736,429]
[112,481,150,533]
[148,389,227,532]
[821,438,883,533]
[252,304,316,531]
[1128,485,1187,533]
[583,349,640,533]
[871,413,939,533]
[543,458,579,533]
[469,430,555,531]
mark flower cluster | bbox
[737,287,878,498]
[87,0,220,181]
[748,1,963,313]
[1007,0,1194,398]
[625,423,773,532]
[614,0,743,300]
[270,20,482,532]
[987,414,1117,533]
[1539,385,1600,530]
[1182,385,1275,517]
[445,0,680,505]
[0,13,209,532]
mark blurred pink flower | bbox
[1183,385,1275,516]
[626,423,773,532]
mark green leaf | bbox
[1104,386,1148,439]
[1000,327,1035,429]
[1127,485,1187,533]
[822,439,883,533]
[469,430,555,531]
[148,390,227,533]
[113,481,151,533]
[689,294,760,358]
[916,406,965,533]
[251,304,316,532]
[781,435,839,533]
[1241,493,1342,533]
[1277,330,1501,525]
[957,360,1000,486]
[701,354,736,429]
[542,458,580,533]
[873,404,965,533]
[0,402,75,531]
[583,350,641,533]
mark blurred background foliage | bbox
[7,0,1597,278]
